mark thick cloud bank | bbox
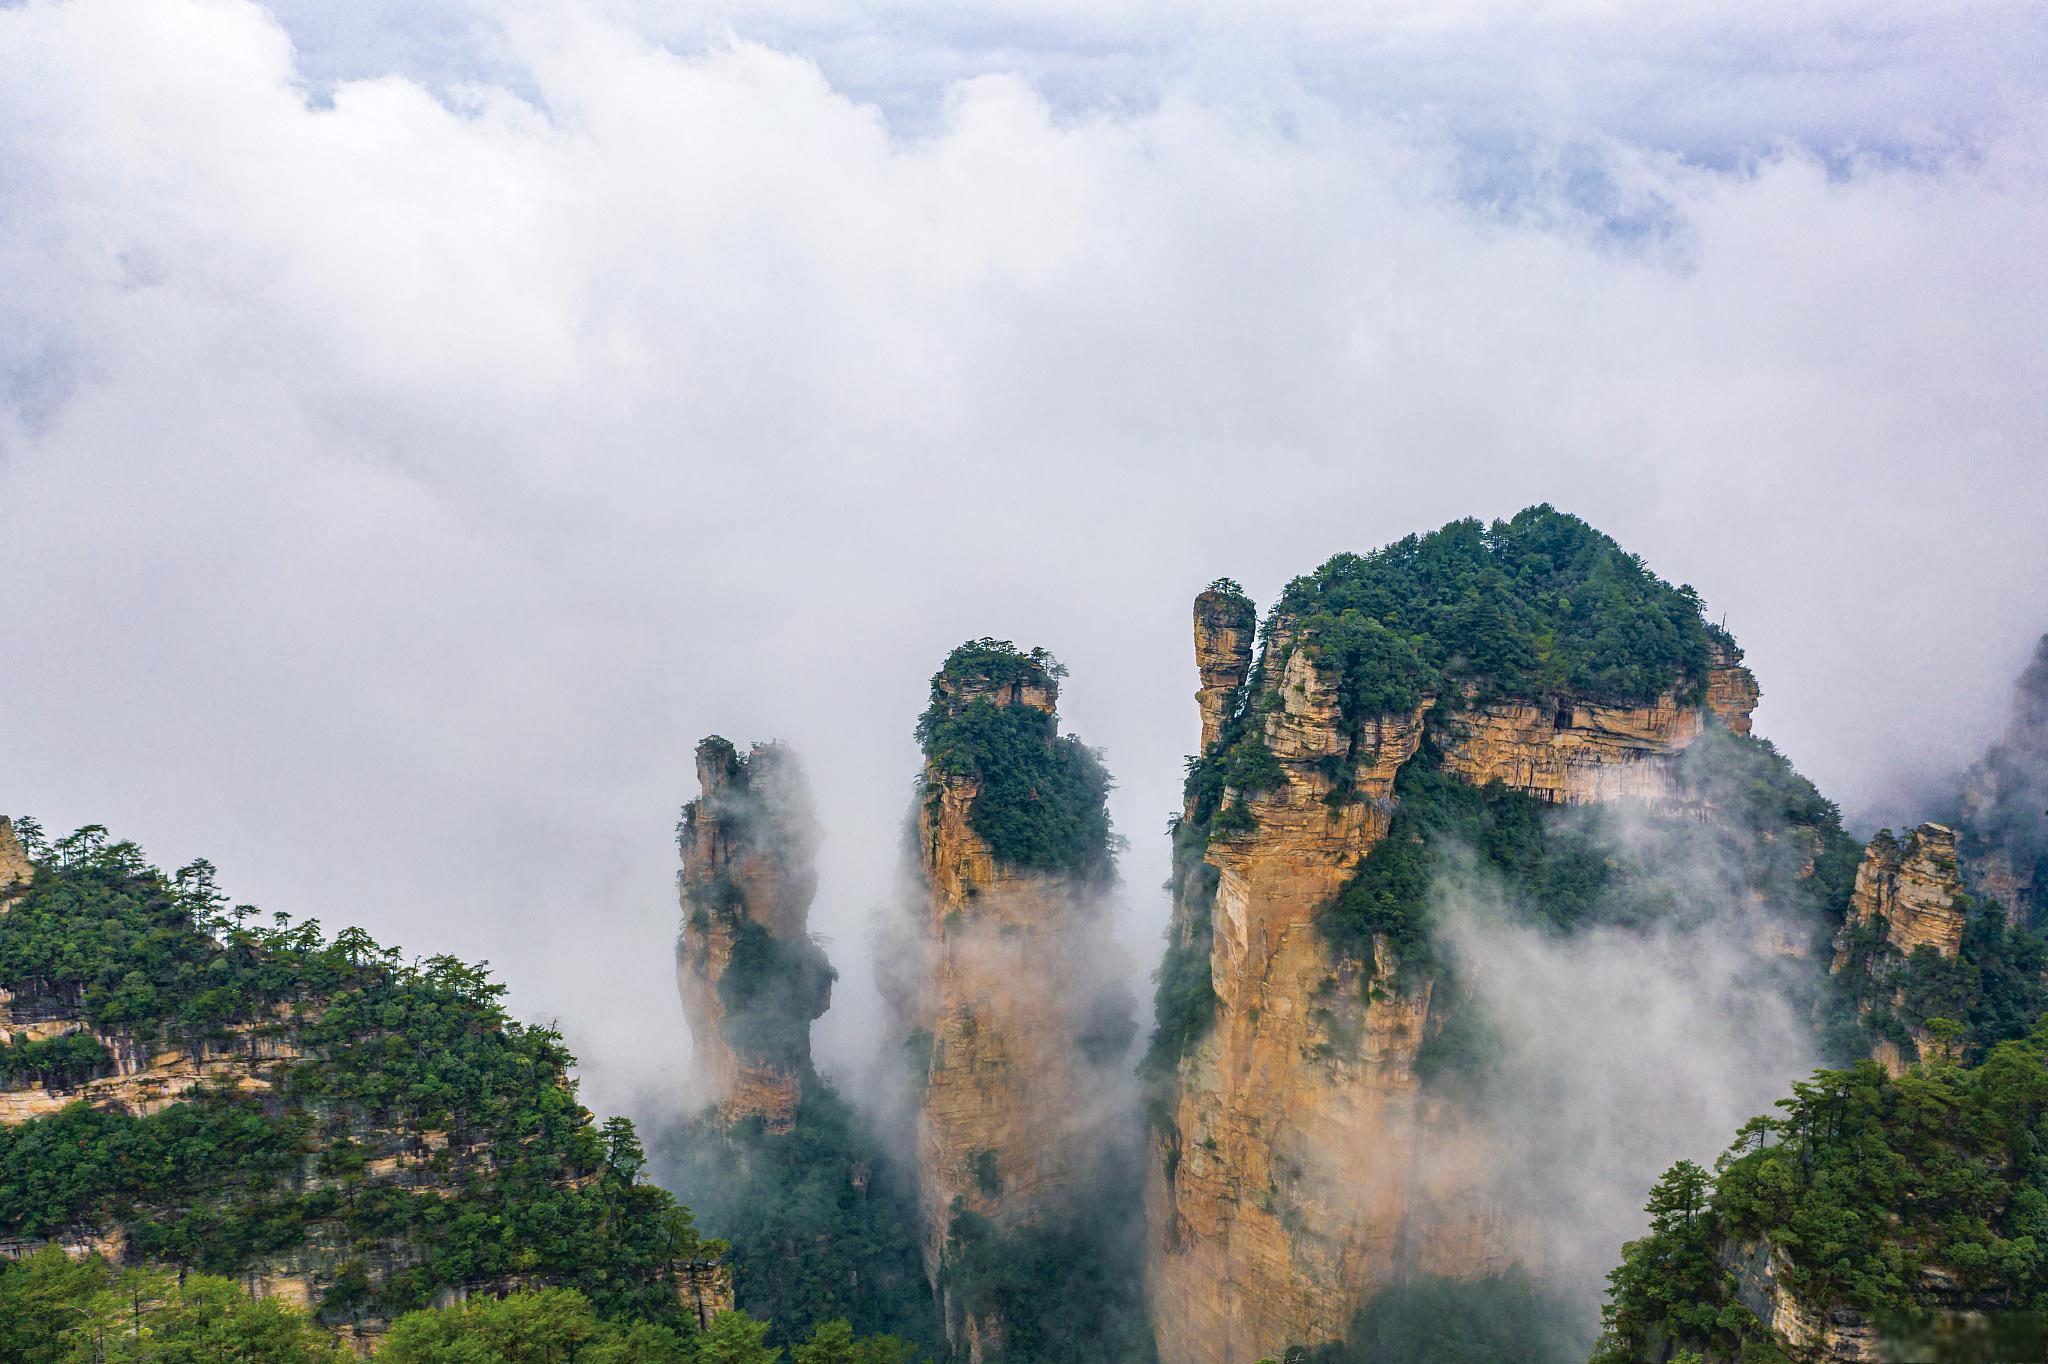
[2,0,2044,1118]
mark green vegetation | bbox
[1269,506,1713,731]
[659,1089,942,1353]
[0,1029,111,1085]
[939,1192,1158,1364]
[0,1249,351,1364]
[1592,1030,2048,1363]
[373,1288,706,1363]
[1256,1273,1584,1364]
[0,1249,916,1364]
[1142,814,1221,1108]
[0,825,722,1327]
[915,640,1115,881]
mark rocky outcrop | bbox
[1194,585,1258,754]
[1725,1238,1882,1363]
[1835,824,1967,963]
[0,817,31,910]
[0,1007,303,1122]
[1708,638,1762,736]
[677,1259,736,1329]
[676,737,830,1133]
[1147,604,1718,1364]
[1831,824,1969,1075]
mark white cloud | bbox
[1,0,2044,1125]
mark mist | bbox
[1381,728,1851,1337]
[2,0,2045,1144]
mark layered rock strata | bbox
[1147,603,1725,1364]
[1831,823,1969,1074]
[676,737,828,1133]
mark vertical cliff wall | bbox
[1144,511,1773,1364]
[897,640,1136,1358]
[676,737,831,1132]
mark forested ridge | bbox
[0,821,913,1362]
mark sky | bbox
[2,0,2045,1120]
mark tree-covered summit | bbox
[1268,505,1715,735]
[915,639,1115,882]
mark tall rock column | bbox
[677,737,833,1132]
[1146,594,1717,1364]
[900,640,1131,1357]
[1194,583,1258,754]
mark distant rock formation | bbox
[1957,634,2048,925]
[676,737,831,1133]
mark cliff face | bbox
[1831,823,1969,1075]
[1148,606,1722,1364]
[914,757,1091,1256]
[676,736,830,1132]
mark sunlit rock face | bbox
[1831,823,1969,1075]
[895,643,1132,1360]
[675,737,829,1133]
[1146,602,1724,1364]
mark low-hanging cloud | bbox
[1,0,2044,1133]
